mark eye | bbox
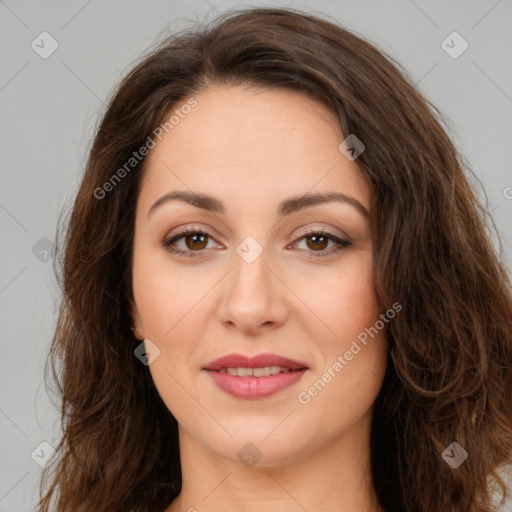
[291,229,352,257]
[161,227,352,258]
[161,227,219,258]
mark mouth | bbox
[217,366,294,377]
[204,353,308,372]
[203,353,309,399]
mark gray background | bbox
[1,1,511,510]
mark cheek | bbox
[297,252,387,403]
[301,251,381,346]
[294,276,388,443]
[131,245,217,400]
[131,241,208,338]
[133,264,203,422]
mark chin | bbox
[220,437,308,469]
[200,417,314,468]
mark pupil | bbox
[308,234,327,250]
[188,234,206,249]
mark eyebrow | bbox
[147,190,370,219]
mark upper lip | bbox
[204,353,309,371]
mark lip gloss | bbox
[206,368,307,399]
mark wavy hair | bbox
[38,6,512,511]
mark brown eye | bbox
[162,228,216,258]
[305,233,329,251]
[293,230,352,258]
[162,228,351,259]
[183,232,209,250]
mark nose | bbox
[217,244,288,336]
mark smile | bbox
[203,353,309,399]
[218,366,291,377]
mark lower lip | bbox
[205,369,307,399]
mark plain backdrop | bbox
[1,1,511,510]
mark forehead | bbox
[138,84,370,216]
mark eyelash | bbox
[161,227,352,259]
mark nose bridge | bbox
[219,234,286,331]
[230,235,273,303]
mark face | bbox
[130,84,389,466]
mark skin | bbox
[130,84,388,512]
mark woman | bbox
[38,6,512,512]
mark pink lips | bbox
[203,353,309,399]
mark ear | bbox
[128,298,144,340]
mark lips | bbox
[204,353,308,372]
[203,353,309,399]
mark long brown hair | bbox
[38,6,512,511]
